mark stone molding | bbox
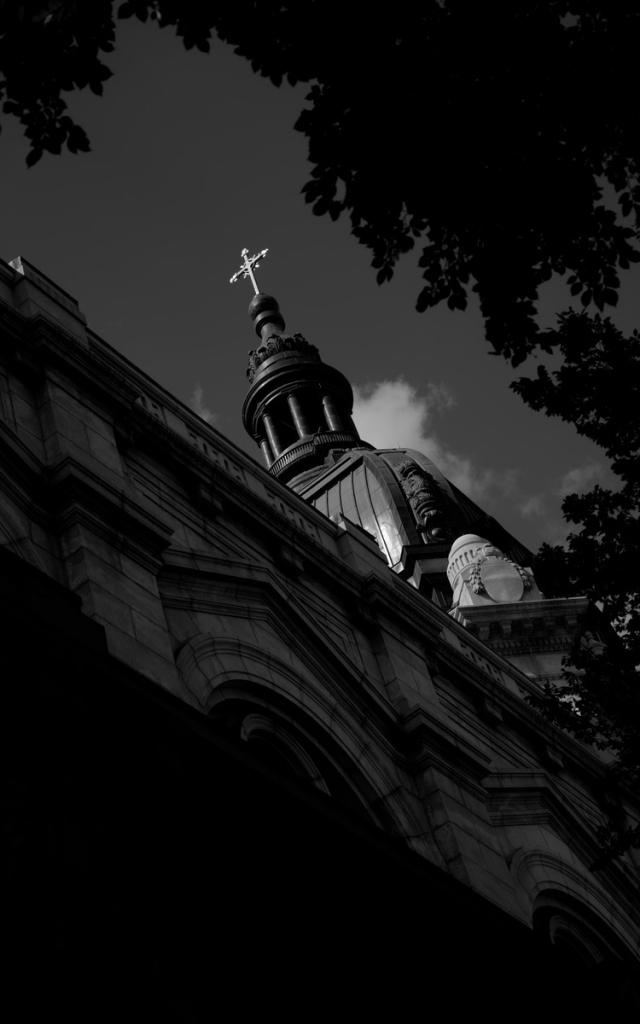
[47,454,174,571]
[509,846,640,950]
[269,431,362,477]
[175,632,423,841]
[246,332,320,382]
[450,596,589,646]
[401,703,493,799]
[162,561,389,717]
[241,710,332,793]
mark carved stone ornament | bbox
[470,562,485,594]
[397,459,451,541]
[246,333,320,382]
[469,546,534,602]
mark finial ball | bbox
[249,292,286,339]
[248,292,280,319]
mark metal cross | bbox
[229,247,269,294]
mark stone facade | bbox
[1,256,638,1018]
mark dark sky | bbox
[2,19,636,554]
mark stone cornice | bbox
[167,517,613,792]
[0,421,47,513]
[401,703,493,799]
[431,635,614,781]
[450,596,589,646]
[0,300,35,346]
[159,552,396,726]
[486,772,640,916]
[489,636,572,656]
[165,532,620,798]
[47,454,174,571]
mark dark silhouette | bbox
[515,311,640,857]
[2,3,640,360]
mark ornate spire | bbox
[229,247,286,342]
[231,248,370,488]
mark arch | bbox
[175,632,438,857]
[548,915,603,968]
[509,847,640,958]
[239,711,331,795]
[531,888,640,1010]
[534,890,626,963]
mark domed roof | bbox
[447,535,506,586]
[447,530,541,610]
[449,533,489,553]
[298,448,533,605]
[235,291,532,605]
[300,448,454,562]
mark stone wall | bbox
[0,255,638,991]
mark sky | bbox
[2,18,637,554]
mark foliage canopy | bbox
[514,312,640,861]
[2,2,640,362]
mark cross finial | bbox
[229,247,269,295]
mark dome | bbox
[237,293,533,608]
[447,535,504,589]
[301,448,460,564]
[447,531,540,608]
[450,533,490,552]
[298,449,533,607]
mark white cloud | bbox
[557,463,602,497]
[189,384,218,426]
[351,379,449,451]
[351,377,508,500]
[519,495,547,518]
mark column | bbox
[263,413,283,457]
[288,394,312,438]
[260,438,274,468]
[322,393,344,432]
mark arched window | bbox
[547,912,602,970]
[534,893,640,1012]
[208,699,377,820]
[244,735,305,782]
[240,712,330,794]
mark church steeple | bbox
[231,250,540,608]
[231,249,370,490]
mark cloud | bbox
[519,495,547,518]
[517,492,572,546]
[517,463,606,547]
[189,384,218,426]
[557,462,603,498]
[352,379,452,450]
[351,377,509,500]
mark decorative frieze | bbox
[246,333,320,382]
